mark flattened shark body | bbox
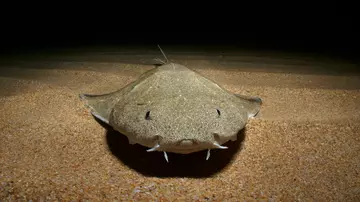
[80,62,262,162]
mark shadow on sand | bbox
[94,117,245,178]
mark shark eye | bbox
[216,109,221,117]
[145,111,151,120]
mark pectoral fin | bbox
[79,93,119,124]
[234,94,262,118]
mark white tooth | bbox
[146,144,160,152]
[206,149,211,160]
[213,142,228,149]
[164,151,169,163]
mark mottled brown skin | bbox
[80,63,262,155]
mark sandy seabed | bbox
[0,48,360,201]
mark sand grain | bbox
[1,50,359,201]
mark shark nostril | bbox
[216,109,221,117]
[145,111,151,120]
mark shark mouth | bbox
[146,142,228,162]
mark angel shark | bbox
[80,46,262,162]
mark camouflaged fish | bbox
[80,46,262,162]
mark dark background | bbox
[0,3,358,63]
